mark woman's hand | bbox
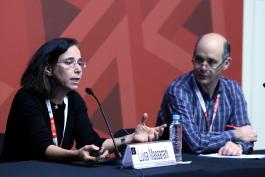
[132,113,167,142]
[75,145,108,163]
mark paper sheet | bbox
[199,153,265,159]
[176,161,192,164]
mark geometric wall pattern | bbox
[0,0,243,137]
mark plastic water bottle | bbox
[169,114,182,161]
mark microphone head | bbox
[85,88,94,95]
[263,83,265,88]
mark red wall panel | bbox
[0,0,243,137]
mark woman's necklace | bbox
[52,98,63,109]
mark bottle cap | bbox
[172,114,180,120]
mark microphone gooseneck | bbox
[85,88,122,159]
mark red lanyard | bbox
[194,83,220,131]
[45,97,68,146]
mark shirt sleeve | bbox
[237,141,253,154]
[6,89,53,160]
[228,82,254,154]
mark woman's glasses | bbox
[57,58,87,69]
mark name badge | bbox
[122,140,177,169]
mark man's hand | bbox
[133,113,167,142]
[234,125,257,142]
[218,141,243,156]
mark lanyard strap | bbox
[194,82,220,132]
[45,96,68,146]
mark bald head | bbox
[194,33,230,61]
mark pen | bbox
[226,125,236,129]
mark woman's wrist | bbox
[124,133,135,144]
[45,145,80,162]
[72,149,81,161]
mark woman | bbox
[2,38,166,162]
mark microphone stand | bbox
[85,88,122,159]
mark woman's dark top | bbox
[1,88,105,161]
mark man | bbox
[156,33,257,156]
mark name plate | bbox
[122,140,177,169]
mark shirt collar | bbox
[191,72,223,100]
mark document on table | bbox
[199,153,265,159]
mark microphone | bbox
[263,83,265,88]
[85,88,122,159]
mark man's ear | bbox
[45,64,53,76]
[223,57,231,70]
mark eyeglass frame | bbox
[56,57,87,69]
[192,55,229,70]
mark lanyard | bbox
[45,96,68,147]
[194,82,220,132]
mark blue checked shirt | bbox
[156,71,253,154]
